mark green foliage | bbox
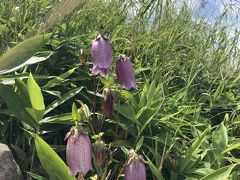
[0,34,51,74]
[0,0,240,179]
[33,134,75,180]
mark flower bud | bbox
[102,88,114,117]
[124,150,146,180]
[91,35,112,77]
[93,139,106,167]
[116,58,138,90]
[66,129,93,176]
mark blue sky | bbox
[188,0,240,38]
[189,0,240,23]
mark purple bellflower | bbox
[66,129,93,177]
[116,58,138,90]
[124,149,146,180]
[91,35,112,77]
[102,88,114,117]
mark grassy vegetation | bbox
[0,0,240,179]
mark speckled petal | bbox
[116,58,138,90]
[92,65,109,77]
[91,36,112,76]
[124,161,146,180]
[66,134,93,176]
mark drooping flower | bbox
[66,129,93,176]
[102,88,114,117]
[115,58,138,90]
[93,139,107,167]
[124,149,146,180]
[91,35,112,77]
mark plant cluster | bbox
[0,0,240,180]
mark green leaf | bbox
[0,33,51,74]
[138,105,161,135]
[147,79,156,101]
[212,122,228,152]
[120,90,136,106]
[28,73,45,111]
[0,84,38,128]
[200,164,237,180]
[145,155,165,180]
[191,168,215,176]
[221,142,240,155]
[27,172,49,180]
[72,102,80,122]
[179,128,208,172]
[15,79,30,104]
[33,134,75,180]
[45,87,84,115]
[139,80,149,108]
[43,67,77,89]
[135,136,144,151]
[40,113,72,125]
[43,90,61,99]
[1,56,50,75]
[139,91,147,108]
[116,104,136,122]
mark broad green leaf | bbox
[0,34,51,74]
[15,79,30,105]
[27,73,45,122]
[212,122,228,152]
[0,56,50,75]
[45,87,84,115]
[116,104,136,122]
[179,128,208,172]
[33,134,75,180]
[200,164,237,180]
[27,73,45,111]
[0,84,38,128]
[120,90,136,106]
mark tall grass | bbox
[0,0,240,179]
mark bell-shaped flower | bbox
[91,35,112,77]
[66,129,93,176]
[102,88,114,117]
[93,139,107,167]
[115,58,137,90]
[124,149,146,180]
